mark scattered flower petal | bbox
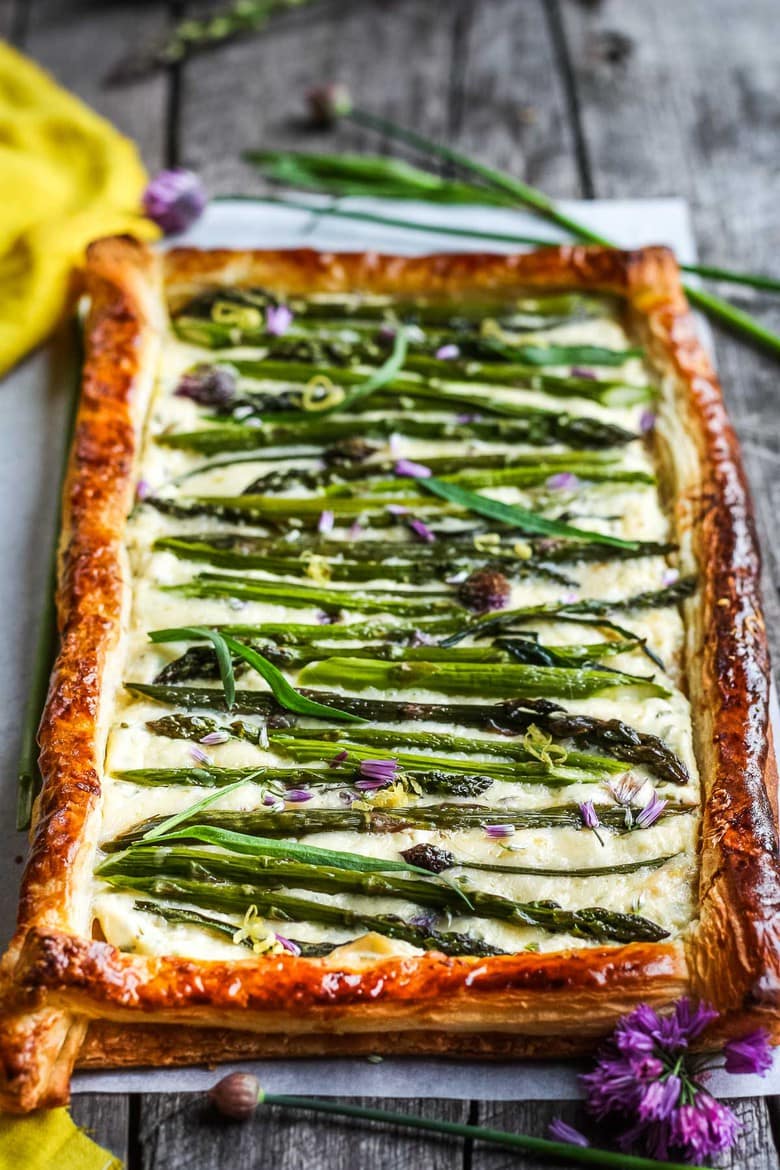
[285,788,313,803]
[546,471,580,491]
[266,304,293,336]
[547,1119,589,1148]
[329,749,349,768]
[348,521,364,541]
[199,730,230,746]
[662,567,679,587]
[485,824,515,839]
[189,746,210,765]
[143,168,206,234]
[135,479,151,502]
[571,366,597,380]
[635,790,667,829]
[275,934,301,956]
[640,409,657,434]
[395,458,432,479]
[387,503,410,516]
[318,509,335,535]
[358,758,398,785]
[723,1029,773,1076]
[435,343,460,360]
[407,517,436,544]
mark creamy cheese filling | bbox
[91,290,701,962]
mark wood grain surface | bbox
[5,0,780,1165]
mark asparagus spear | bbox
[175,287,612,329]
[104,799,692,851]
[298,656,669,700]
[132,900,340,958]
[400,843,681,878]
[167,573,460,615]
[132,899,502,958]
[154,410,636,454]
[153,537,577,587]
[130,885,505,957]
[155,531,675,570]
[124,685,689,784]
[226,354,651,408]
[153,636,641,685]
[98,846,669,943]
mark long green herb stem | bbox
[104,800,692,851]
[246,1090,712,1170]
[237,192,780,296]
[342,107,780,357]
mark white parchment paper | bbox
[1,196,777,1097]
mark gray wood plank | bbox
[22,0,170,171]
[177,0,469,194]
[455,0,582,198]
[69,1093,130,1166]
[137,1092,469,1169]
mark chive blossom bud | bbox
[143,168,206,235]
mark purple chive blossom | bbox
[455,412,481,424]
[571,366,597,380]
[389,432,403,457]
[407,517,436,544]
[581,998,741,1162]
[484,824,515,839]
[285,788,313,803]
[266,304,293,336]
[395,458,432,479]
[316,609,336,625]
[143,168,207,235]
[175,363,237,408]
[635,790,667,829]
[357,758,398,787]
[318,509,335,535]
[378,323,397,343]
[275,934,301,956]
[199,730,230,746]
[263,794,285,810]
[669,1096,739,1162]
[348,520,364,540]
[135,479,151,502]
[546,471,580,491]
[640,409,657,434]
[435,344,460,361]
[723,1029,773,1076]
[547,1119,589,1148]
[329,749,349,768]
[189,746,210,765]
[578,800,605,845]
[638,1075,681,1122]
[387,503,410,516]
[562,589,580,605]
[662,567,679,587]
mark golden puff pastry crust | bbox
[0,237,777,1112]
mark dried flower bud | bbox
[401,843,455,874]
[306,82,353,127]
[143,168,206,235]
[457,567,511,613]
[175,363,237,408]
[208,1072,263,1120]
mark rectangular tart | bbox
[0,237,778,1111]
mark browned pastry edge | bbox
[0,239,777,1111]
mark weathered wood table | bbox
[4,0,780,1164]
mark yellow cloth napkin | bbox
[0,1107,122,1169]
[0,41,158,375]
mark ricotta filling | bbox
[91,290,700,963]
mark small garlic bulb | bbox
[208,1072,262,1121]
